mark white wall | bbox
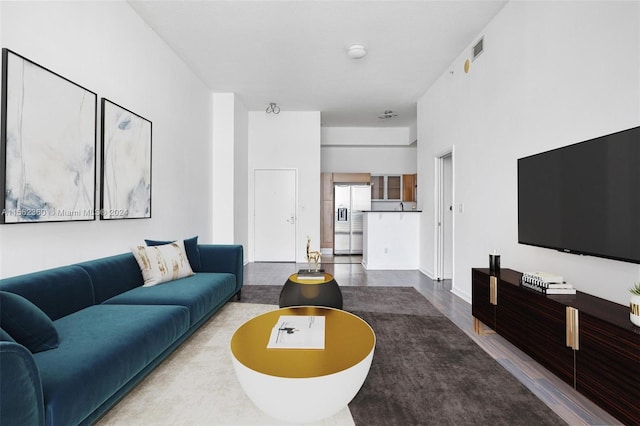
[417,1,640,305]
[322,126,411,146]
[211,92,249,251]
[234,97,249,256]
[321,126,417,178]
[321,146,417,174]
[0,1,213,277]
[212,93,235,243]
[248,112,321,263]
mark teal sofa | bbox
[0,244,243,426]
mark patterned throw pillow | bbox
[145,236,201,272]
[131,240,194,287]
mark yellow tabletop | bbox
[230,306,375,379]
[288,272,334,285]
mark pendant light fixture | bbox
[266,103,280,114]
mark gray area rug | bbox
[239,285,565,426]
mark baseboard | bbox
[450,286,471,304]
[419,266,435,279]
[363,263,419,270]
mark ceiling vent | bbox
[472,37,484,61]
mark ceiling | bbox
[128,0,507,128]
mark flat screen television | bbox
[518,125,640,264]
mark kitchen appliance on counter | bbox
[334,184,371,255]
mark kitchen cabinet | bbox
[332,173,370,184]
[387,176,401,200]
[320,173,334,249]
[371,175,401,201]
[402,174,417,202]
[370,176,384,200]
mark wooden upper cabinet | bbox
[322,173,334,200]
[371,175,402,200]
[370,176,384,200]
[402,174,417,202]
[332,173,370,184]
[387,176,401,200]
[320,173,334,249]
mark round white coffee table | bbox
[230,306,375,423]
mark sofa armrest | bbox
[198,245,243,291]
[0,341,45,426]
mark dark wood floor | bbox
[243,259,621,426]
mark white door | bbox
[436,150,454,280]
[254,169,296,261]
[442,154,453,279]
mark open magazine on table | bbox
[267,315,325,350]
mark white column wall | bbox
[212,93,235,244]
[234,97,250,256]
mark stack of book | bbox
[296,269,325,280]
[521,272,576,294]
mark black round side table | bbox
[279,273,343,309]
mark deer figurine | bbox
[306,236,322,272]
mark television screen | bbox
[518,126,640,264]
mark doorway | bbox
[254,169,297,261]
[435,150,453,280]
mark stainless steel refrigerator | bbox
[334,184,371,255]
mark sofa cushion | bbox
[77,253,143,304]
[0,328,15,342]
[145,236,202,272]
[0,291,59,353]
[131,241,194,287]
[35,304,189,426]
[103,272,236,326]
[0,265,94,320]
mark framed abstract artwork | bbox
[100,98,152,220]
[1,48,97,223]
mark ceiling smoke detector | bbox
[347,44,367,59]
[378,110,398,120]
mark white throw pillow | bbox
[131,240,194,287]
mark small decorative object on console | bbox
[489,250,500,275]
[630,282,640,327]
